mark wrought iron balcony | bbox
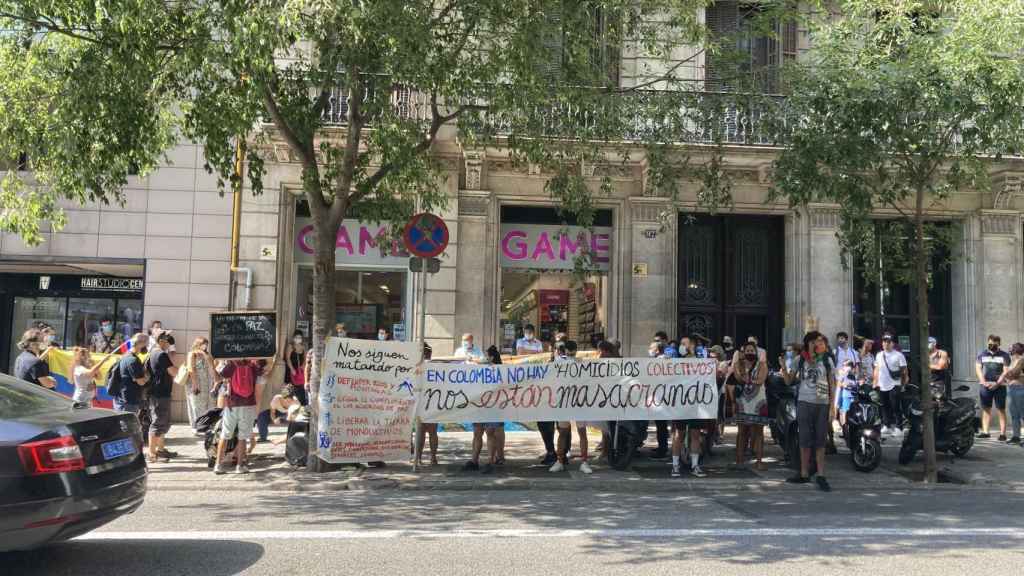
[315,85,788,147]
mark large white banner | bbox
[417,358,718,423]
[317,338,421,463]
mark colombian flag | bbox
[45,349,125,409]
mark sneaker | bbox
[579,461,593,475]
[461,460,480,472]
[549,461,566,473]
[156,449,178,458]
[998,435,1008,442]
[540,453,557,466]
[691,465,707,478]
[671,464,681,478]
[213,464,227,475]
[977,432,991,439]
[1009,437,1021,445]
[235,464,250,474]
[816,476,832,492]
[786,475,810,484]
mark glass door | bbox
[8,297,66,373]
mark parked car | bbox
[0,373,147,551]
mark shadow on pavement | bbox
[1,539,264,576]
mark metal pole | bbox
[412,263,428,472]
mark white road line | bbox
[76,527,1024,541]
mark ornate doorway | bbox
[677,214,784,357]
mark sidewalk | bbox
[148,423,1024,493]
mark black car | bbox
[0,373,147,551]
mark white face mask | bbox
[461,340,471,349]
[378,333,387,341]
[524,332,534,340]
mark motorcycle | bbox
[842,383,882,472]
[605,420,649,471]
[766,371,800,469]
[898,383,976,465]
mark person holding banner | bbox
[550,340,593,475]
[460,334,503,473]
[415,344,440,468]
[71,347,115,407]
[782,331,837,492]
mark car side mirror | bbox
[955,385,970,392]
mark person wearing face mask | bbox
[730,342,769,471]
[781,331,836,492]
[91,317,124,353]
[334,323,347,338]
[515,324,543,356]
[928,337,951,398]
[873,335,908,436]
[453,333,485,362]
[185,337,217,433]
[14,329,58,389]
[284,330,308,406]
[377,328,390,341]
[722,336,736,360]
[976,334,1011,440]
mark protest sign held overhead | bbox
[417,358,718,423]
[317,337,421,464]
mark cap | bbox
[928,337,937,345]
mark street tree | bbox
[0,0,720,468]
[768,0,1024,482]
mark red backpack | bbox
[229,362,256,398]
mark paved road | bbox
[6,486,1024,575]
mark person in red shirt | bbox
[214,359,266,474]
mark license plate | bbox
[101,438,136,461]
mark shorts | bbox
[672,420,714,432]
[838,389,855,413]
[148,396,172,436]
[797,402,830,449]
[980,385,1007,410]
[222,405,257,440]
[475,422,504,430]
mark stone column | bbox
[951,213,982,383]
[804,206,854,340]
[978,210,1022,345]
[627,200,673,357]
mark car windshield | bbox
[0,374,72,419]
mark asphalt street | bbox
[6,486,1024,575]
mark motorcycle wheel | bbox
[951,431,974,458]
[852,438,882,472]
[898,440,916,465]
[610,428,637,471]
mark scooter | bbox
[843,383,883,472]
[898,383,976,465]
[766,371,800,469]
[285,406,312,467]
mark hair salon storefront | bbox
[0,272,145,373]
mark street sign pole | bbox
[412,260,429,472]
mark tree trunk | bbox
[305,213,339,471]
[915,203,938,483]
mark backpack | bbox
[106,359,125,398]
[229,362,255,398]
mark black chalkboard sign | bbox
[210,311,277,359]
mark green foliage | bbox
[770,0,1024,278]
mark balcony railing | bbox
[315,84,789,147]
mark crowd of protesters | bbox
[8,318,1024,484]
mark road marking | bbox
[77,527,1024,541]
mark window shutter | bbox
[540,1,565,82]
[705,1,740,92]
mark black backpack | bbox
[106,359,125,398]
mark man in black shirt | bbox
[13,329,57,389]
[976,334,1011,440]
[147,332,179,462]
[113,333,150,417]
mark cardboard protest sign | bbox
[417,358,718,423]
[317,337,421,463]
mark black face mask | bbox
[744,354,757,362]
[989,344,999,352]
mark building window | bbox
[705,1,798,93]
[852,223,952,376]
[541,1,621,87]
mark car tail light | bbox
[17,436,85,476]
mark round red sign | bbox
[402,213,449,258]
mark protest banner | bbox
[417,358,718,423]
[317,337,421,463]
